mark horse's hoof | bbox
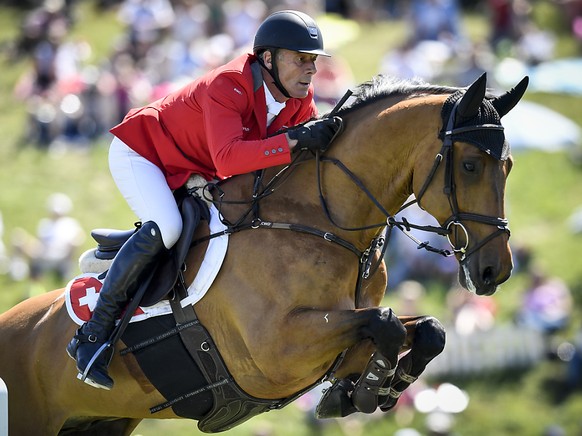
[315,378,357,419]
[379,395,398,412]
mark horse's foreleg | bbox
[350,309,411,413]
[379,315,446,411]
[314,307,406,418]
[285,306,406,371]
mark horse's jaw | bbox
[458,258,512,296]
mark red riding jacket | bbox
[110,53,318,189]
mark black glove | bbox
[288,116,343,153]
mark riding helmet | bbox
[253,10,330,57]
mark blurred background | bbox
[0,0,581,434]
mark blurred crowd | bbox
[10,0,337,149]
[6,0,582,149]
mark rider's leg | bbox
[67,221,166,389]
[67,137,182,389]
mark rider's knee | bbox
[156,215,183,249]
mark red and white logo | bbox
[64,273,144,325]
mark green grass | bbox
[1,4,582,436]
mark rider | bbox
[66,10,343,390]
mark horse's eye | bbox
[463,162,476,172]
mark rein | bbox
[193,90,511,306]
[179,88,513,412]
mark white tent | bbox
[502,100,581,151]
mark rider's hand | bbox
[288,116,343,153]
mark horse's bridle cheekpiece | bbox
[414,91,510,263]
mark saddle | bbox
[88,185,346,432]
[88,190,293,432]
[90,190,209,307]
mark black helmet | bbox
[253,10,330,57]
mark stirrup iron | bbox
[77,341,113,385]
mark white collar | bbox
[264,82,286,121]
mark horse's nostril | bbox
[482,266,495,285]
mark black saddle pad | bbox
[121,314,213,419]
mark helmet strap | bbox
[257,49,291,99]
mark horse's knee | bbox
[362,308,406,357]
[413,316,446,358]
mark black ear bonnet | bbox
[439,91,508,160]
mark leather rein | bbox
[194,92,511,305]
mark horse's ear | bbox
[457,73,487,119]
[491,76,529,118]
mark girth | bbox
[121,282,345,433]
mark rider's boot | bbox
[66,221,166,389]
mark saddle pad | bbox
[64,205,229,326]
[121,313,214,420]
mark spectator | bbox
[447,286,497,335]
[117,0,175,63]
[487,0,533,55]
[451,42,496,86]
[515,269,573,335]
[557,0,582,46]
[222,0,268,49]
[409,0,462,44]
[11,0,72,61]
[13,193,85,284]
[565,329,582,390]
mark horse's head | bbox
[413,73,528,295]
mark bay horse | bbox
[0,73,528,435]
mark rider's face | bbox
[265,49,318,100]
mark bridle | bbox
[313,95,511,266]
[404,98,511,264]
[198,90,512,306]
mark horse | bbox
[0,72,528,435]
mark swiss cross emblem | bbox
[64,274,144,325]
[70,275,103,322]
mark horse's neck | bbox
[317,96,445,244]
[219,96,445,250]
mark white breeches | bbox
[108,136,182,249]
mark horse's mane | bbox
[332,75,460,117]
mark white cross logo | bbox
[78,286,100,312]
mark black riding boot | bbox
[66,221,166,389]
